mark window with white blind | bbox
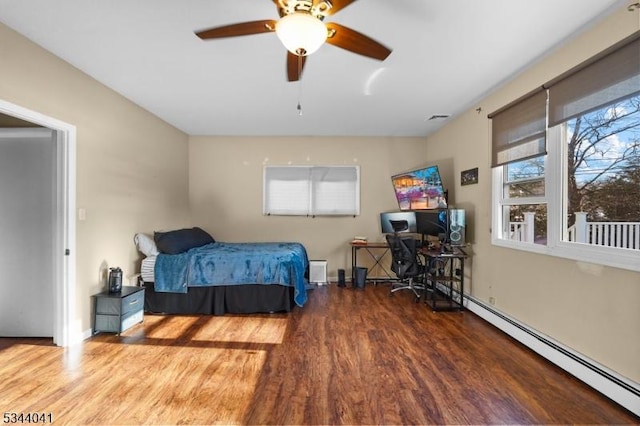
[263,165,360,216]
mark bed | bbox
[135,228,309,315]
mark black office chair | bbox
[386,232,425,301]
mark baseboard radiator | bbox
[463,294,640,417]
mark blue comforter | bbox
[154,242,309,307]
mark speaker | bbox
[449,209,466,246]
[337,269,346,287]
[309,260,328,285]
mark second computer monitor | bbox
[415,209,449,241]
[380,211,417,234]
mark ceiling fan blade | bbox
[195,20,277,39]
[287,51,307,82]
[325,22,391,60]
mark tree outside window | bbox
[562,96,640,248]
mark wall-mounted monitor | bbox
[391,165,447,211]
[380,211,418,234]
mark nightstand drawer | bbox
[121,309,144,332]
[95,314,120,333]
[94,309,144,334]
[95,289,144,316]
[121,290,144,315]
[95,296,120,315]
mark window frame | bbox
[491,32,640,272]
[499,154,548,244]
[492,125,640,272]
[263,165,360,217]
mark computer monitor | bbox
[415,209,449,241]
[380,211,417,234]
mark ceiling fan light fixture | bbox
[276,12,327,56]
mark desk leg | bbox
[459,258,464,310]
[351,245,356,286]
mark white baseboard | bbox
[465,295,640,417]
[81,328,93,342]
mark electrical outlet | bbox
[489,297,496,305]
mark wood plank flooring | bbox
[0,284,638,425]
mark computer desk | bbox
[421,245,468,311]
[350,241,398,285]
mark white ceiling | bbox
[0,0,627,137]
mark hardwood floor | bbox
[0,284,638,425]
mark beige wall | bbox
[424,6,640,383]
[0,23,191,334]
[189,136,428,276]
[1,4,637,387]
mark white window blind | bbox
[264,165,360,216]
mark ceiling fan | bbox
[195,0,392,82]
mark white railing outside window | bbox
[511,211,640,250]
[509,212,536,243]
[568,212,640,250]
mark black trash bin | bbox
[354,267,367,289]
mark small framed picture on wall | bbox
[461,167,478,186]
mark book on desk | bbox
[351,236,368,245]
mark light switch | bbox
[78,208,86,221]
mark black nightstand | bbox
[93,286,145,334]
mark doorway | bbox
[0,99,76,346]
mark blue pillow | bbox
[154,227,215,255]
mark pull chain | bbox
[297,53,303,116]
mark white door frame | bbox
[0,99,77,347]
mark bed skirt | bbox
[142,282,295,316]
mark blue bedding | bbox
[154,242,309,307]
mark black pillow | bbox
[154,227,215,255]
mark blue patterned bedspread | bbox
[154,242,309,307]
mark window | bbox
[499,156,548,245]
[490,88,549,247]
[559,98,640,249]
[263,165,360,216]
[491,32,640,271]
